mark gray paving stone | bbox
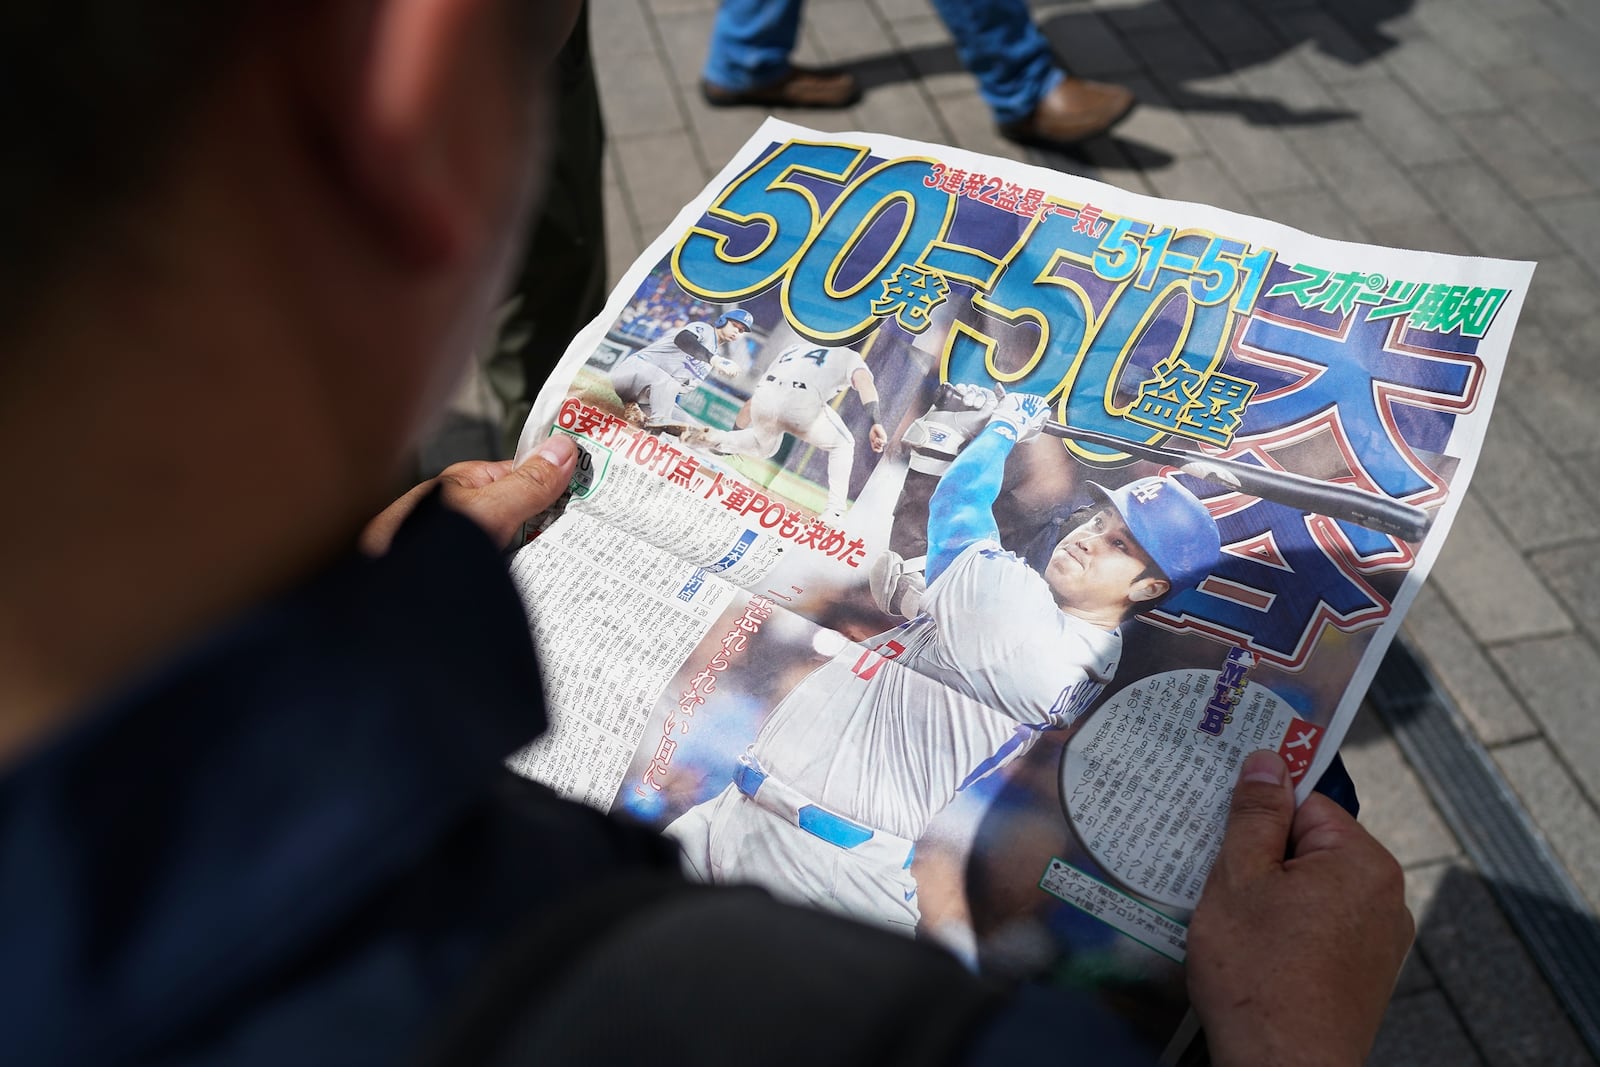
[683,101,768,178]
[1408,159,1564,261]
[1479,62,1569,103]
[1103,0,1185,34]
[851,79,950,147]
[1341,711,1460,868]
[1392,941,1437,998]
[1120,26,1228,81]
[866,0,924,22]
[1428,492,1572,645]
[884,15,970,100]
[1327,76,1469,168]
[612,129,715,235]
[1498,341,1600,459]
[1472,404,1600,551]
[1507,13,1600,98]
[1267,11,1382,86]
[1253,186,1370,243]
[1180,102,1321,196]
[1491,634,1600,803]
[800,0,897,64]
[1520,254,1600,328]
[1282,122,1439,225]
[1447,113,1591,203]
[1530,541,1600,647]
[1401,583,1539,747]
[1405,860,1594,1067]
[1517,91,1600,149]
[1492,737,1600,913]
[1370,989,1485,1067]
[1371,212,1474,256]
[1111,77,1207,161]
[1411,0,1535,72]
[1531,193,1600,284]
[651,7,716,88]
[1558,140,1600,192]
[1226,43,1351,118]
[591,0,658,59]
[1381,39,1504,116]
[596,48,687,140]
[925,91,1029,164]
[1038,8,1141,78]
[1143,152,1254,215]
[1170,0,1281,62]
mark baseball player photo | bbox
[609,307,752,428]
[663,390,1222,935]
[683,338,888,522]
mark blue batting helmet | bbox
[1086,476,1220,602]
[714,308,754,331]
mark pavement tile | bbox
[851,79,949,146]
[596,48,687,140]
[1408,159,1564,261]
[1225,44,1352,119]
[1143,152,1254,215]
[1531,193,1600,283]
[800,0,897,64]
[1281,122,1437,225]
[1267,11,1384,86]
[1120,26,1228,82]
[1557,140,1600,192]
[1479,62,1569,102]
[1490,634,1600,803]
[1370,989,1484,1067]
[1428,492,1572,645]
[1110,77,1207,161]
[1517,91,1600,149]
[1497,336,1600,458]
[1506,13,1600,98]
[1491,737,1600,913]
[1253,186,1371,243]
[884,15,970,99]
[1103,0,1186,35]
[1341,712,1460,868]
[1405,860,1594,1067]
[1392,943,1437,998]
[1380,39,1504,116]
[684,102,769,178]
[591,0,658,58]
[1401,584,1539,747]
[1411,0,1536,71]
[866,0,924,22]
[1179,101,1320,196]
[1037,8,1142,79]
[1327,76,1468,168]
[1372,213,1474,256]
[612,129,715,235]
[1170,0,1282,63]
[651,7,716,88]
[1530,541,1600,647]
[1446,112,1591,203]
[1471,404,1600,551]
[925,91,1029,165]
[1519,254,1600,328]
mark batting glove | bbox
[987,392,1050,443]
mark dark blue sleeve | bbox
[964,982,1160,1066]
[927,425,1016,582]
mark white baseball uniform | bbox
[700,343,866,515]
[609,321,722,421]
[665,538,1121,932]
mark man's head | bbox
[1044,477,1221,626]
[714,308,754,342]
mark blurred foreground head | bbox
[0,0,580,754]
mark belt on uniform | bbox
[764,375,807,389]
[733,755,915,869]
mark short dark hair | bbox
[0,4,262,331]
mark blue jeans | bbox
[703,0,1064,123]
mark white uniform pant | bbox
[664,784,920,935]
[714,383,856,513]
[610,357,684,420]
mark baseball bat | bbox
[1042,421,1432,542]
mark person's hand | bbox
[1187,750,1413,1067]
[869,423,888,452]
[986,392,1050,443]
[361,434,580,555]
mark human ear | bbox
[1128,577,1170,604]
[308,0,547,268]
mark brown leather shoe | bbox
[999,77,1135,147]
[700,65,862,109]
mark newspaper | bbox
[504,118,1534,1057]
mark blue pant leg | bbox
[702,0,806,91]
[924,0,1065,123]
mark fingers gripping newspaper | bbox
[505,119,1533,1058]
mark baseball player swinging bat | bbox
[927,383,1431,542]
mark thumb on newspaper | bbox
[361,434,579,555]
[1213,749,1294,873]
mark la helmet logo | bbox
[1131,480,1165,504]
